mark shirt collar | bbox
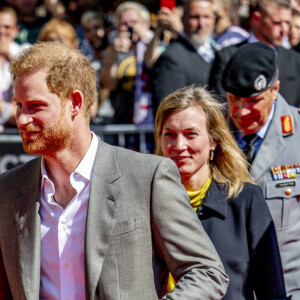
[256,100,276,139]
[180,32,215,63]
[248,32,260,43]
[41,131,99,185]
[248,32,276,50]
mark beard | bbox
[19,108,72,156]
[189,32,211,46]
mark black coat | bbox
[151,36,214,112]
[199,180,287,300]
[208,40,300,107]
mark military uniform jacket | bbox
[229,94,300,298]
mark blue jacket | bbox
[199,180,287,300]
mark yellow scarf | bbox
[167,176,212,293]
[188,176,212,211]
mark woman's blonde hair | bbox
[38,19,78,49]
[155,85,252,198]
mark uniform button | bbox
[285,188,292,196]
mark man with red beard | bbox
[0,42,228,299]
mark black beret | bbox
[222,42,278,97]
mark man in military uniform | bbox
[222,42,300,299]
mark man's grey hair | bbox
[114,1,150,27]
[81,10,106,26]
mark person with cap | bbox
[222,41,300,299]
[209,0,300,108]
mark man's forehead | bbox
[261,3,291,17]
[185,0,213,13]
[0,12,17,25]
[227,91,267,101]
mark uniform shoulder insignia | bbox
[281,115,294,136]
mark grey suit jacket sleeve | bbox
[151,158,229,299]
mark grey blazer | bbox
[0,138,228,300]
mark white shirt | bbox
[40,132,98,300]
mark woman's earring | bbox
[210,150,214,161]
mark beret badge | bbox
[253,74,267,92]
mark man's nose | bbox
[16,107,33,127]
[239,101,252,116]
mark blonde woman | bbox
[38,18,78,49]
[155,85,288,300]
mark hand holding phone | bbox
[160,0,176,10]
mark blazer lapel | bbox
[203,180,227,219]
[11,158,42,299]
[85,139,120,299]
[251,94,291,179]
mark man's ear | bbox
[272,80,280,100]
[11,25,20,41]
[70,90,84,119]
[252,11,261,25]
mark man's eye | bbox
[187,132,198,136]
[31,103,45,108]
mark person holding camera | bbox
[101,1,153,125]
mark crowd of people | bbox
[1,0,300,129]
[0,0,300,299]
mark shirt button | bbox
[63,263,69,268]
[285,188,292,196]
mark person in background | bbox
[38,19,100,120]
[143,6,183,68]
[209,0,300,107]
[155,85,288,300]
[38,18,78,49]
[291,0,300,14]
[222,42,300,299]
[288,13,300,52]
[0,42,228,299]
[12,0,50,45]
[212,0,250,49]
[0,6,30,130]
[80,10,112,124]
[151,0,217,112]
[101,1,153,125]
